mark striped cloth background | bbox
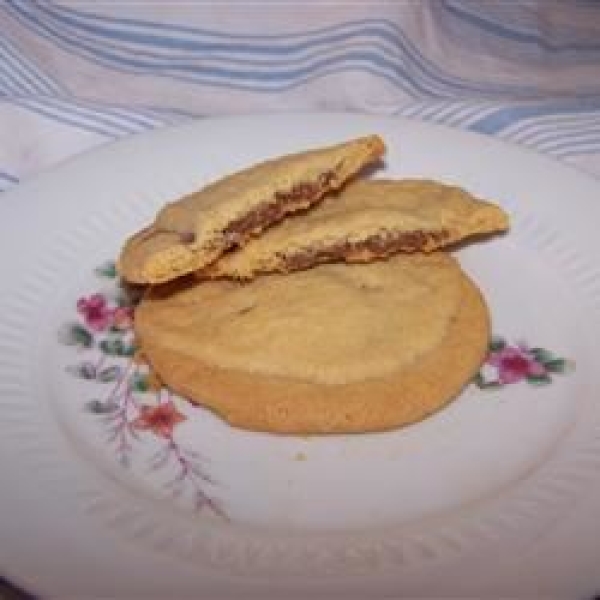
[1,3,600,597]
[2,1,600,193]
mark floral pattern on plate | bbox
[58,261,574,520]
[58,261,225,517]
[474,336,574,390]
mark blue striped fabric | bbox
[439,1,600,53]
[0,170,19,192]
[0,35,65,95]
[1,1,600,189]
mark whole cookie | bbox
[135,254,490,434]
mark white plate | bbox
[1,113,600,598]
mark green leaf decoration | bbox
[66,361,97,379]
[116,282,144,308]
[114,291,130,308]
[130,372,150,393]
[473,372,503,390]
[529,347,555,364]
[122,343,137,357]
[526,373,552,385]
[85,399,118,414]
[488,336,506,353]
[97,365,123,383]
[58,323,93,348]
[99,339,119,355]
[99,338,136,357]
[543,358,566,373]
[473,372,486,388]
[108,324,129,335]
[94,261,117,278]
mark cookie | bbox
[117,135,385,284]
[135,253,490,434]
[202,178,509,279]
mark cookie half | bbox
[135,254,490,434]
[118,135,385,284]
[203,178,509,279]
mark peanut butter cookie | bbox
[135,253,490,434]
[203,178,508,279]
[118,135,385,284]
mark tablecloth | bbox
[2,1,600,598]
[2,0,600,195]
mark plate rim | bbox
[2,112,600,597]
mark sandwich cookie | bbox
[203,178,509,279]
[118,135,385,284]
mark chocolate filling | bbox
[139,225,196,244]
[284,229,450,270]
[179,231,196,243]
[222,170,335,246]
[143,171,336,253]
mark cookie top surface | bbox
[136,253,465,385]
[117,135,385,284]
[205,178,508,278]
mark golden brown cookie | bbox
[117,135,385,284]
[135,254,490,434]
[202,178,509,279]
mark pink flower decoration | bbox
[77,293,114,331]
[131,402,187,438]
[112,306,134,331]
[487,344,547,384]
